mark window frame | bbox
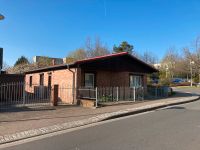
[48,74,52,88]
[39,73,44,86]
[129,74,143,88]
[84,73,95,88]
[29,76,32,87]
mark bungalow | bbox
[25,52,158,105]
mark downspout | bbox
[67,64,76,104]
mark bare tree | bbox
[157,36,200,84]
[66,37,110,61]
[86,37,110,57]
[85,37,93,54]
[161,47,179,79]
[193,36,200,82]
[182,37,200,82]
[67,48,87,62]
[2,62,10,71]
[7,63,37,74]
[182,47,194,77]
[140,51,158,65]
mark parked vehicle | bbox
[171,78,184,84]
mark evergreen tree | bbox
[14,56,29,67]
[113,41,134,54]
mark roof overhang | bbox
[25,63,76,74]
[25,52,158,74]
[75,52,158,73]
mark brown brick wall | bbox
[25,68,77,104]
[25,68,148,104]
[143,75,147,88]
[80,70,147,87]
[96,71,130,87]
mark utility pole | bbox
[165,64,169,78]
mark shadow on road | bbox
[166,106,186,110]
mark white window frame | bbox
[130,75,143,88]
[84,73,95,88]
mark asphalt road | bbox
[173,86,200,95]
[1,87,200,150]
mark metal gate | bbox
[0,82,51,111]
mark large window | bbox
[39,74,44,86]
[84,73,95,88]
[130,75,143,88]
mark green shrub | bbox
[159,78,171,86]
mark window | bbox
[48,75,52,87]
[29,76,32,87]
[84,73,95,88]
[130,75,143,88]
[39,74,44,86]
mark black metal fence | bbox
[145,86,171,99]
[0,82,51,110]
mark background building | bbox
[0,48,3,74]
[33,56,63,65]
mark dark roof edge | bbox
[128,54,158,72]
[25,52,158,74]
[74,52,158,72]
[24,63,75,74]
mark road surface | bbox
[1,87,200,150]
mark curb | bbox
[0,95,199,145]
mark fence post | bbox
[133,87,136,102]
[142,87,144,100]
[95,87,98,108]
[51,84,59,106]
[23,82,26,106]
[116,87,119,101]
[155,87,157,98]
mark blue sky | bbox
[1,0,200,65]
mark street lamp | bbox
[0,14,4,20]
[190,60,195,87]
[165,64,169,78]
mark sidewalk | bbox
[0,92,199,144]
